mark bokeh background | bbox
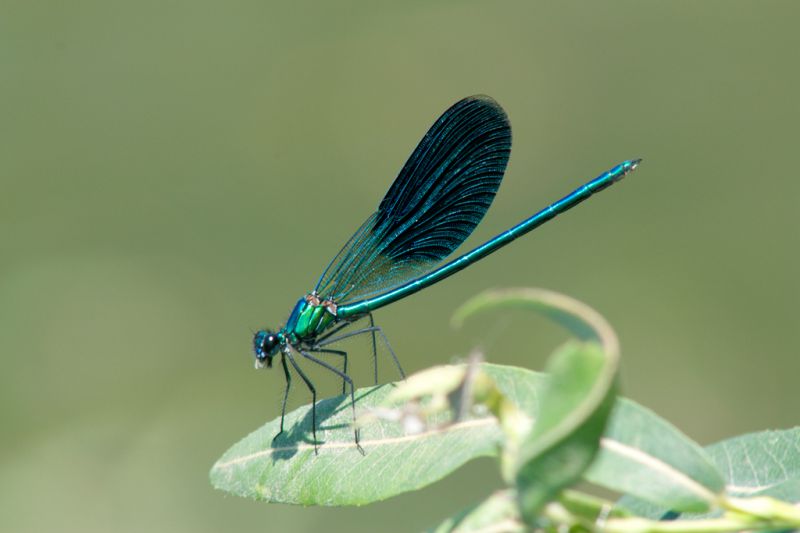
[2,1,799,531]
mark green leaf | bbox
[209,364,545,506]
[454,288,623,522]
[452,288,618,356]
[618,428,799,519]
[514,341,618,523]
[455,289,725,518]
[428,490,524,533]
[592,399,725,514]
[706,428,800,502]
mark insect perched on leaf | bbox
[252,95,639,452]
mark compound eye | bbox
[266,335,276,349]
[263,333,281,355]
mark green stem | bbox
[723,495,800,524]
[558,489,630,520]
[600,516,762,533]
[543,497,800,533]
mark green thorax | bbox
[284,294,338,341]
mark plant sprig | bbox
[210,288,800,532]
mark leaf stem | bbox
[723,495,800,524]
[600,516,761,533]
[542,495,800,533]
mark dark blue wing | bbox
[315,95,511,305]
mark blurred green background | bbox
[2,1,799,531]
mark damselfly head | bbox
[253,329,280,368]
